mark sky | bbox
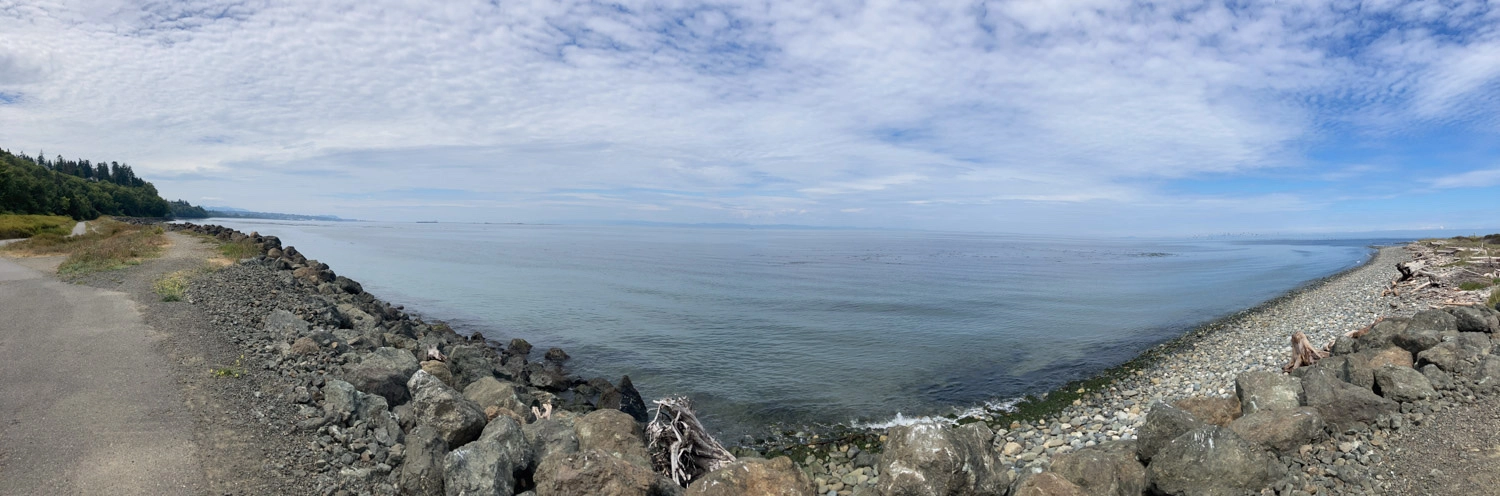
[1,0,1499,235]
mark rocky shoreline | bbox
[159,223,1498,495]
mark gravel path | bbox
[0,239,206,495]
[1377,391,1500,495]
[66,231,326,495]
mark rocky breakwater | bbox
[168,223,814,495]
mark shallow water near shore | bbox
[203,219,1405,437]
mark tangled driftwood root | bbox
[1284,331,1328,373]
[647,396,736,487]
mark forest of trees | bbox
[0,148,172,219]
[169,200,210,218]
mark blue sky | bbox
[1,0,1498,235]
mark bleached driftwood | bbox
[1284,332,1328,373]
[647,397,735,487]
[1348,317,1384,339]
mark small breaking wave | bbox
[854,397,1022,430]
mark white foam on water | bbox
[854,397,1022,430]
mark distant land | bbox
[585,220,874,230]
[203,206,350,222]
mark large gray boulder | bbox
[443,417,533,496]
[1011,472,1087,496]
[1410,309,1460,333]
[1421,363,1457,390]
[1416,334,1491,376]
[1170,396,1239,427]
[574,409,652,469]
[685,456,813,495]
[1450,305,1498,333]
[346,347,421,404]
[1473,356,1500,390]
[1343,346,1413,390]
[1374,364,1436,402]
[399,425,447,496]
[337,302,381,333]
[463,377,531,416]
[1291,355,1350,383]
[1235,371,1301,415]
[1393,328,1447,354]
[1048,441,1146,496]
[1300,368,1397,429]
[408,370,488,449]
[1147,426,1283,496]
[265,309,311,339]
[876,422,1009,496]
[323,379,361,423]
[533,449,675,496]
[447,345,499,391]
[523,417,581,465]
[1135,401,1206,462]
[1228,407,1326,454]
[1353,318,1408,352]
[606,375,650,423]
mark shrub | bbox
[0,214,74,239]
[153,271,191,301]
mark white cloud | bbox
[1431,167,1500,189]
[0,0,1496,232]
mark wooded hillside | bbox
[0,148,171,219]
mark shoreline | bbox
[185,218,1396,444]
[747,245,1396,456]
[162,221,1405,451]
[781,243,1435,494]
[135,222,1477,495]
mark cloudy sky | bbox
[2,0,1499,234]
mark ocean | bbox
[201,219,1403,437]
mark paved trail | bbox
[0,255,206,494]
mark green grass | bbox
[153,270,191,301]
[1460,280,1494,291]
[4,219,166,275]
[1489,289,1500,309]
[218,239,259,260]
[0,214,75,239]
[211,354,245,378]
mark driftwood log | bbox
[647,397,735,487]
[1284,331,1328,373]
[1396,260,1428,283]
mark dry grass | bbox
[0,214,74,239]
[3,219,167,275]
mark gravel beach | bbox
[795,245,1454,495]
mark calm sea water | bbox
[203,219,1401,436]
